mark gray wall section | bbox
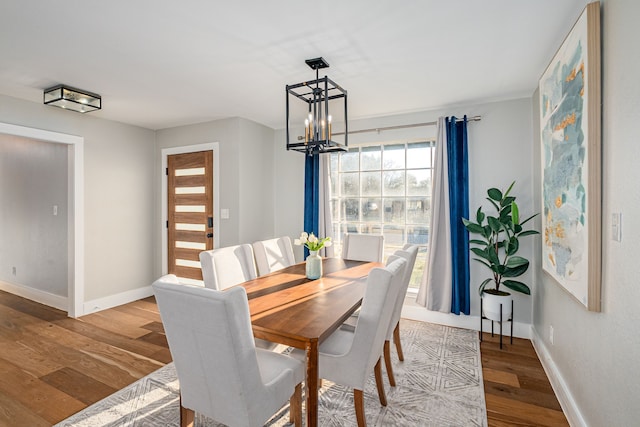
[532,1,640,425]
[0,134,68,296]
[238,119,276,244]
[155,118,241,252]
[154,116,276,278]
[0,94,156,302]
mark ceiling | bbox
[0,0,588,131]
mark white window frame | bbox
[329,139,435,289]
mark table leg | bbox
[305,340,319,427]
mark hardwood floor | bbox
[480,332,569,427]
[0,290,568,426]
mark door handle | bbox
[207,217,213,228]
[206,233,213,238]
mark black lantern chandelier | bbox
[286,57,348,155]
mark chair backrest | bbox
[345,257,407,385]
[341,233,384,262]
[252,236,295,276]
[199,244,257,290]
[152,275,266,426]
[386,245,419,339]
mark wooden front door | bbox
[167,150,214,283]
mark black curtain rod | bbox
[333,115,481,136]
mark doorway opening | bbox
[0,122,84,317]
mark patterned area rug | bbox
[56,320,487,427]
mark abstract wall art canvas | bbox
[539,2,601,312]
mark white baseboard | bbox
[82,286,154,316]
[0,280,67,311]
[531,326,586,427]
[402,304,532,339]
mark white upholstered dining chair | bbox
[382,245,419,386]
[199,244,277,350]
[252,236,296,276]
[294,258,406,427]
[341,233,384,262]
[152,275,304,427]
[199,244,257,290]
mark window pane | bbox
[407,142,433,169]
[383,198,405,224]
[407,169,430,196]
[331,199,339,222]
[383,170,405,196]
[407,226,429,245]
[361,171,381,196]
[383,144,405,169]
[330,171,338,196]
[340,149,359,172]
[340,172,359,196]
[407,197,430,223]
[341,199,359,221]
[362,224,383,234]
[361,198,381,222]
[383,225,405,250]
[408,246,428,289]
[342,223,361,234]
[332,223,343,254]
[361,146,381,171]
[330,153,339,172]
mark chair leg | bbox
[180,395,194,427]
[289,383,302,427]
[393,322,404,361]
[374,358,387,406]
[354,389,367,427]
[383,340,396,387]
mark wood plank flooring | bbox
[480,332,569,426]
[0,290,568,426]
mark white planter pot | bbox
[482,291,513,322]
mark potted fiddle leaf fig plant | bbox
[462,181,539,322]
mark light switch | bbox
[612,212,622,242]
[53,205,58,216]
[220,208,230,219]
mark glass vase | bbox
[306,250,322,280]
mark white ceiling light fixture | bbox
[43,84,101,113]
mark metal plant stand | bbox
[479,297,513,349]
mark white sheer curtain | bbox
[416,117,452,311]
[318,154,335,257]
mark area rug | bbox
[55,320,487,427]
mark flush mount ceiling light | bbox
[286,57,348,155]
[43,84,101,113]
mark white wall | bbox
[0,134,68,296]
[273,97,537,328]
[155,117,276,277]
[0,94,156,307]
[238,119,276,244]
[532,1,640,425]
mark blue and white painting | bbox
[539,9,590,307]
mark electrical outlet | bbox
[12,266,16,276]
[549,325,554,345]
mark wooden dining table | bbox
[238,257,382,427]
